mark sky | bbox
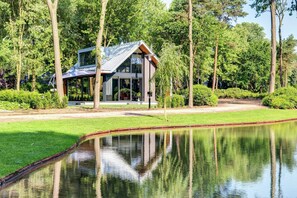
[162,0,297,41]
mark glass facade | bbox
[116,54,143,74]
[131,54,142,73]
[67,77,102,101]
[116,57,131,73]
[120,78,131,100]
[79,51,95,67]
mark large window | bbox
[132,78,142,101]
[79,51,95,67]
[131,54,142,73]
[116,57,131,73]
[116,54,143,73]
[120,79,131,100]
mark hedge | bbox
[0,90,68,109]
[262,87,297,109]
[215,88,266,99]
[0,101,30,110]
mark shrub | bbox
[0,101,30,110]
[158,94,185,108]
[214,88,266,99]
[0,89,68,109]
[192,85,218,106]
[262,87,297,109]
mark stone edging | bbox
[1,117,297,190]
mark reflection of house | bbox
[69,133,172,183]
[62,41,158,102]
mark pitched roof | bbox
[62,41,158,79]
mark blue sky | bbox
[162,0,297,40]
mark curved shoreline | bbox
[1,117,297,189]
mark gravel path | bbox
[0,103,265,123]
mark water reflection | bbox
[1,122,297,197]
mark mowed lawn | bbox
[0,109,297,178]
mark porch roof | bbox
[62,40,158,79]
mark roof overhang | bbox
[139,42,159,65]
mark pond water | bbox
[1,122,297,197]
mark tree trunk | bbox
[270,129,276,198]
[164,94,168,121]
[94,0,108,109]
[269,0,277,93]
[285,66,288,87]
[32,68,36,92]
[46,0,64,100]
[212,36,219,92]
[278,20,283,87]
[188,0,194,108]
[16,0,24,91]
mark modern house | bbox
[62,41,158,103]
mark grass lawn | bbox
[0,108,297,178]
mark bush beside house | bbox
[0,90,68,110]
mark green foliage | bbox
[0,101,30,110]
[215,88,266,99]
[262,87,297,109]
[158,94,185,108]
[185,85,218,106]
[0,90,68,109]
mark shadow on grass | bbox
[124,112,164,120]
[0,131,79,185]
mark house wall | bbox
[143,57,156,103]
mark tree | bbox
[94,0,108,109]
[276,0,288,87]
[188,0,194,107]
[283,35,297,86]
[153,43,186,120]
[46,0,64,100]
[251,0,277,93]
[233,23,271,92]
[207,0,247,91]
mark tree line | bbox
[0,0,296,106]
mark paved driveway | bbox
[0,103,265,123]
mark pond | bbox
[1,122,297,197]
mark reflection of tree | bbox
[189,129,193,198]
[270,129,276,198]
[139,156,188,198]
[278,141,283,198]
[213,128,218,176]
[53,161,62,198]
[94,138,102,198]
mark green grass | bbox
[0,109,297,178]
